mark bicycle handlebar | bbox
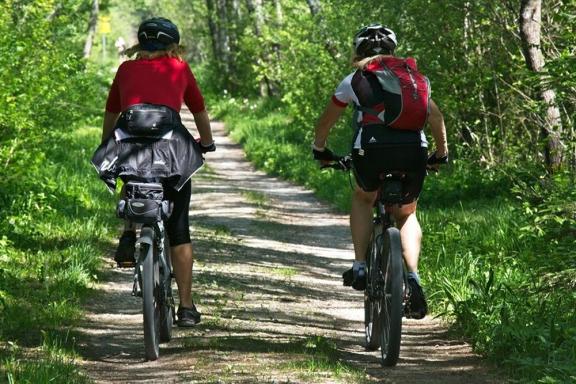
[320,154,352,171]
[320,152,447,173]
[427,152,449,165]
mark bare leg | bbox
[350,187,378,261]
[171,243,195,308]
[390,201,422,273]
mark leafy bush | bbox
[0,1,116,381]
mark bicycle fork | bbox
[132,229,154,297]
[156,230,176,324]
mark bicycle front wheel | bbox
[379,227,403,366]
[140,227,161,361]
[159,236,173,343]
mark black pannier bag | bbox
[117,182,172,224]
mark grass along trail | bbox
[76,111,505,383]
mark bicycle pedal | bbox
[132,278,142,297]
[116,261,136,268]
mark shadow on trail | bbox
[194,234,351,283]
[193,213,351,251]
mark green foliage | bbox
[0,1,115,380]
[419,168,575,381]
[2,331,92,384]
[0,126,116,381]
[197,0,575,170]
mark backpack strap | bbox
[356,104,380,116]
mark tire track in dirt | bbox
[77,112,505,383]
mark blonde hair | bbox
[352,53,392,70]
[123,43,186,60]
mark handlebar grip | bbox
[313,147,336,161]
[427,152,449,165]
[320,155,352,171]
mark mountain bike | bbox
[324,155,409,367]
[365,172,406,366]
[116,181,175,361]
[322,149,446,366]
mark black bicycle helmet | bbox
[137,17,180,51]
[353,23,397,57]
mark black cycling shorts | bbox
[352,145,427,203]
[163,180,192,246]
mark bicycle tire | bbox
[364,223,383,351]
[159,236,173,343]
[140,227,160,361]
[379,227,403,366]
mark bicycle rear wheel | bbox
[379,227,403,366]
[364,223,383,351]
[139,227,160,361]
[159,236,173,343]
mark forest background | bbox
[0,0,574,383]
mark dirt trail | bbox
[77,112,505,383]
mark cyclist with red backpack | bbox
[312,24,448,319]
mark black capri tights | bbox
[163,179,192,246]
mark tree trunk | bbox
[274,0,283,25]
[246,0,271,96]
[46,3,63,21]
[305,0,338,61]
[216,0,231,78]
[206,0,233,90]
[83,0,99,59]
[306,0,321,16]
[227,0,241,92]
[205,0,219,59]
[245,0,264,36]
[519,0,563,170]
[272,0,283,62]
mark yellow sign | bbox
[98,15,111,34]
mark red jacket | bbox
[105,56,205,114]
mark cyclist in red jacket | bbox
[101,18,214,327]
[312,24,448,319]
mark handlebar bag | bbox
[117,182,172,223]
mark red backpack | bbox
[359,57,430,131]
